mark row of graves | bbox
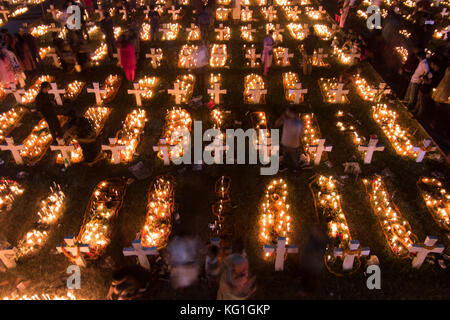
[0,0,448,299]
[0,0,46,27]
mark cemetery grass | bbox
[0,8,449,300]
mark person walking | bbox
[301,26,319,76]
[117,35,136,81]
[148,6,160,42]
[35,82,64,141]
[100,11,116,61]
[262,30,275,76]
[404,51,429,109]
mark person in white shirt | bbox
[404,51,429,108]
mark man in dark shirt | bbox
[35,82,64,140]
[100,12,115,60]
[148,6,160,42]
[302,26,320,76]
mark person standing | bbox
[117,35,136,81]
[0,51,15,87]
[129,16,142,62]
[262,30,275,76]
[14,34,36,72]
[19,28,40,64]
[275,107,304,172]
[198,7,211,42]
[148,6,160,43]
[404,51,429,109]
[301,26,319,76]
[194,41,209,95]
[205,243,221,287]
[100,11,116,61]
[35,82,64,141]
[1,46,25,87]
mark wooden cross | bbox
[215,24,227,41]
[168,6,180,20]
[330,83,349,103]
[308,138,333,165]
[412,139,437,163]
[263,237,298,271]
[95,5,104,20]
[123,239,157,270]
[358,137,385,164]
[204,136,229,164]
[0,6,9,21]
[153,139,177,165]
[313,48,328,66]
[0,137,25,165]
[168,82,187,104]
[408,236,445,269]
[145,48,162,68]
[128,83,147,106]
[208,83,227,104]
[0,246,17,269]
[50,138,75,165]
[265,6,277,22]
[102,138,126,164]
[245,48,260,67]
[47,4,59,20]
[5,83,25,103]
[280,48,293,65]
[56,236,90,267]
[288,83,308,104]
[87,82,106,105]
[248,82,267,104]
[334,240,370,271]
[49,82,66,106]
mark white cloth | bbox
[411,59,430,84]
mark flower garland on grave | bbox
[216,7,231,21]
[0,107,26,142]
[76,179,127,260]
[363,176,418,258]
[309,175,360,276]
[417,177,450,231]
[287,23,307,40]
[63,80,85,102]
[211,176,233,249]
[141,176,175,249]
[22,75,54,104]
[16,184,65,257]
[137,77,159,100]
[282,72,303,103]
[158,107,192,160]
[100,75,122,103]
[178,45,198,69]
[318,78,350,104]
[260,178,292,257]
[300,113,328,162]
[210,44,228,68]
[114,109,147,163]
[244,74,266,104]
[0,178,24,214]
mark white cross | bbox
[265,6,277,22]
[308,138,333,165]
[0,246,17,269]
[187,23,197,35]
[123,239,157,270]
[56,236,90,267]
[330,83,349,103]
[441,8,448,18]
[168,82,187,105]
[87,82,106,105]
[204,136,229,164]
[313,48,328,66]
[102,138,126,164]
[128,83,147,106]
[280,48,293,65]
[49,82,66,105]
[0,7,9,21]
[376,82,391,97]
[441,26,450,40]
[334,240,370,271]
[248,82,267,104]
[412,139,437,163]
[288,83,308,104]
[408,236,445,269]
[263,237,298,271]
[50,138,75,165]
[208,83,227,104]
[5,83,25,103]
[95,5,104,20]
[358,137,385,164]
[273,24,285,40]
[145,48,163,68]
[153,139,177,165]
[0,137,25,165]
[168,6,180,20]
[47,5,59,20]
[245,48,261,67]
[215,24,227,41]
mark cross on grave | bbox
[244,24,256,38]
[49,82,66,105]
[153,139,177,165]
[0,137,25,165]
[5,83,25,103]
[441,8,449,18]
[303,23,309,36]
[0,6,9,21]
[266,6,277,22]
[95,5,104,21]
[412,138,437,163]
[313,48,328,66]
[119,6,127,19]
[168,6,181,20]
[87,82,106,105]
[245,48,260,67]
[334,240,370,271]
[123,239,157,270]
[376,82,391,97]
[408,236,445,269]
[212,46,227,61]
[281,48,293,65]
[441,26,450,40]
[160,24,171,36]
[205,136,229,164]
[128,83,147,106]
[308,138,333,165]
[263,237,298,271]
[187,23,197,34]
[47,5,59,20]
[215,24,227,41]
[50,138,75,165]
[56,236,90,267]
[346,46,361,62]
[358,137,385,164]
[145,48,163,68]
[208,83,227,104]
[168,82,187,105]
[330,83,349,103]
[272,24,285,40]
[248,83,267,104]
[0,246,17,269]
[288,83,308,104]
[291,6,300,16]
[102,138,126,164]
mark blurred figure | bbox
[106,267,150,300]
[193,41,209,95]
[14,34,36,71]
[205,243,221,287]
[0,29,16,52]
[301,26,319,76]
[232,0,241,25]
[198,6,211,42]
[100,11,116,61]
[404,51,429,108]
[148,6,160,42]
[1,46,25,87]
[19,28,40,64]
[35,82,64,140]
[117,35,136,81]
[0,51,15,87]
[129,17,142,62]
[217,253,256,300]
[412,58,443,117]
[262,30,275,75]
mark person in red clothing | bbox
[117,35,136,81]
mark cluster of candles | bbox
[216,25,231,41]
[260,6,278,21]
[159,107,192,160]
[31,25,51,37]
[218,0,231,4]
[399,29,411,38]
[113,26,122,40]
[161,23,181,40]
[241,24,255,41]
[0,178,24,213]
[9,6,28,18]
[371,104,415,157]
[357,9,368,20]
[260,178,292,254]
[115,109,147,163]
[250,111,270,146]
[22,75,54,104]
[0,107,26,141]
[363,176,417,257]
[244,74,266,104]
[137,76,159,100]
[216,7,231,21]
[210,44,228,67]
[100,75,121,102]
[286,23,307,40]
[141,176,175,249]
[265,23,283,42]
[16,184,65,257]
[434,27,449,40]
[244,44,260,67]
[311,49,330,66]
[319,78,349,103]
[63,80,85,102]
[353,74,377,101]
[332,46,357,64]
[314,24,332,40]
[336,110,364,147]
[282,72,303,103]
[77,179,127,259]
[300,113,321,159]
[187,24,201,41]
[178,44,198,68]
[209,73,224,103]
[211,176,232,248]
[140,23,152,41]
[282,6,301,21]
[273,47,291,66]
[395,46,408,64]
[304,6,322,19]
[174,74,195,103]
[417,177,449,231]
[241,7,253,21]
[91,43,108,65]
